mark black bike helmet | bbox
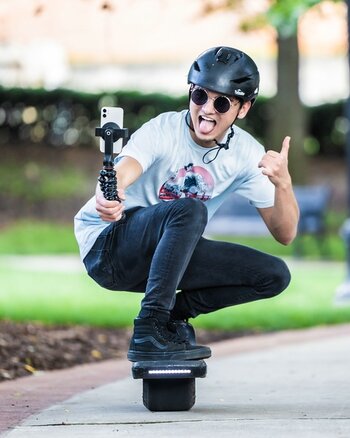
[188,46,260,103]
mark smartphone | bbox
[100,107,124,154]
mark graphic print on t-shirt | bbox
[159,163,214,201]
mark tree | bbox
[263,0,321,183]
[201,0,342,183]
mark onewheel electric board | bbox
[132,360,207,411]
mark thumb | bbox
[281,136,290,158]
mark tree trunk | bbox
[267,33,308,184]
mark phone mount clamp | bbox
[95,122,128,202]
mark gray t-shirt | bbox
[74,110,275,260]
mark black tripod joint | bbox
[95,122,128,165]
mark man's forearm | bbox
[269,185,299,245]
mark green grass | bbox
[0,220,346,260]
[0,221,79,254]
[0,258,349,332]
[196,260,350,331]
[0,265,141,327]
[0,218,349,332]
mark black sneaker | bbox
[167,319,196,345]
[127,317,211,362]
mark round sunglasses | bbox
[190,87,238,114]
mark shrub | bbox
[0,86,346,156]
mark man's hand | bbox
[94,156,143,222]
[258,136,291,188]
[257,136,299,245]
[95,186,126,222]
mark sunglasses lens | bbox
[191,88,232,113]
[214,96,231,113]
[191,88,208,106]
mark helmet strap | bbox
[214,123,234,150]
[185,110,236,165]
[202,124,234,164]
[185,110,195,132]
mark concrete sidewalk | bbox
[2,325,350,438]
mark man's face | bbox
[188,85,251,148]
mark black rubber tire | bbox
[142,378,196,411]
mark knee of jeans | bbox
[260,258,291,298]
[176,198,208,225]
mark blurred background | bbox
[0,0,348,224]
[1,0,350,363]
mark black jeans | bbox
[84,198,291,321]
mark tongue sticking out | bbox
[199,117,215,135]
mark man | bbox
[74,46,299,363]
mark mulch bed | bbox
[0,320,250,382]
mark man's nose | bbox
[202,97,215,113]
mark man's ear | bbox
[237,101,252,119]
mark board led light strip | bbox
[148,369,192,375]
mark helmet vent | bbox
[193,61,200,72]
[216,48,232,64]
[234,76,251,84]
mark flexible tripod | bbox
[95,122,128,202]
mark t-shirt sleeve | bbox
[118,118,162,172]
[234,137,275,208]
[236,172,275,208]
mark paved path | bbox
[2,324,350,438]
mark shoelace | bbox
[157,321,186,343]
[167,320,190,343]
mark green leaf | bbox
[267,0,322,37]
